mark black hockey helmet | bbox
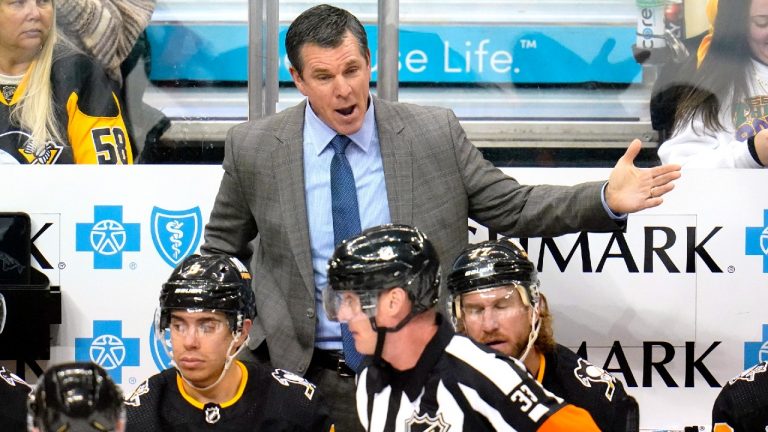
[28,362,124,432]
[324,224,440,321]
[158,254,255,333]
[447,239,539,319]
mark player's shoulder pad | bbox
[0,366,30,390]
[726,361,768,387]
[124,370,172,408]
[570,355,622,402]
[269,368,317,402]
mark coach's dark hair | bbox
[285,4,369,76]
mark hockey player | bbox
[124,254,333,431]
[0,293,32,432]
[28,362,125,432]
[712,361,768,431]
[323,224,600,431]
[447,239,639,431]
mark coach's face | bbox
[290,31,371,136]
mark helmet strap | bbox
[519,305,540,362]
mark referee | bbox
[323,224,600,431]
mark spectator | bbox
[0,0,132,164]
[55,0,166,162]
[658,0,768,167]
[447,239,639,432]
[55,0,156,85]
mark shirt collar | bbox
[304,94,376,156]
[365,313,453,400]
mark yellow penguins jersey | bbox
[0,49,132,164]
[124,361,335,432]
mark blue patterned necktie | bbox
[329,134,365,373]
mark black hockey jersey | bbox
[0,48,132,164]
[124,361,333,432]
[538,344,638,431]
[357,315,599,432]
[712,361,768,432]
[0,366,32,432]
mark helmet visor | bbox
[0,293,6,334]
[322,286,381,322]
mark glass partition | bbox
[135,0,702,165]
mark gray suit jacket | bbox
[202,96,622,375]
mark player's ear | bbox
[387,287,410,316]
[237,319,253,345]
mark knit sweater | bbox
[56,0,156,84]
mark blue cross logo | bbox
[75,320,140,384]
[744,324,768,370]
[76,206,140,269]
[746,209,768,273]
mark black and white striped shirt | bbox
[356,315,599,431]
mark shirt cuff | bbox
[601,182,628,221]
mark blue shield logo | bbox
[150,207,202,267]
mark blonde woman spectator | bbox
[0,0,132,164]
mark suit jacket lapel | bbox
[274,101,316,298]
[374,97,413,226]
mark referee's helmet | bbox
[324,224,440,321]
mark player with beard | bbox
[124,254,333,431]
[324,224,600,431]
[447,239,639,431]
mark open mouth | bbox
[485,340,506,349]
[336,105,355,116]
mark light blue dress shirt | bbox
[302,97,391,350]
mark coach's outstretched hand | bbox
[605,139,682,214]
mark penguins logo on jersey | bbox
[124,379,150,407]
[573,357,616,401]
[405,413,450,432]
[271,368,316,400]
[728,361,768,385]
[0,366,28,388]
[0,131,63,164]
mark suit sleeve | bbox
[447,109,622,237]
[201,125,259,263]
